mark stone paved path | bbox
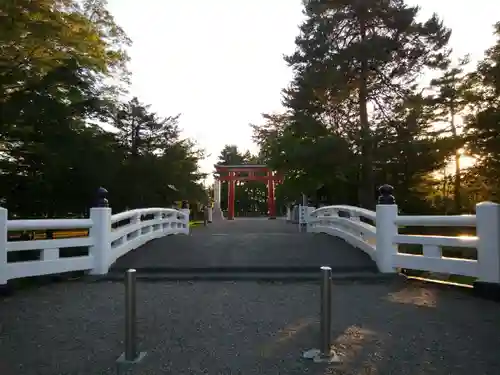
[110,218,378,277]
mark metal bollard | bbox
[125,269,137,361]
[116,269,146,374]
[320,266,332,356]
[302,266,340,363]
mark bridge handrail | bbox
[308,205,377,259]
[7,218,93,231]
[111,207,184,224]
[0,206,189,285]
[394,214,476,227]
[309,205,376,222]
[305,202,500,284]
[108,207,189,266]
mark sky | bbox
[107,0,500,184]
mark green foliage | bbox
[253,0,500,213]
[0,0,204,218]
[463,24,500,203]
[254,0,452,210]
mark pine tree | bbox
[428,57,471,212]
[283,0,451,208]
[464,22,500,201]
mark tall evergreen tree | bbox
[283,0,451,208]
[428,57,471,212]
[464,22,500,202]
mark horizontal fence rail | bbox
[303,201,500,285]
[0,206,190,284]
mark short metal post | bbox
[125,269,137,360]
[302,266,340,363]
[116,269,146,373]
[320,266,332,356]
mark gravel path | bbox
[112,218,376,274]
[0,278,499,375]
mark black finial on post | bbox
[378,184,395,205]
[96,187,109,208]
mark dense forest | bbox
[0,0,206,219]
[250,0,500,215]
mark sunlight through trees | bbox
[251,0,500,215]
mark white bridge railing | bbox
[306,202,500,284]
[0,206,189,284]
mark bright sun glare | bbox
[457,149,476,170]
[439,149,476,177]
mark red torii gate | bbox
[214,164,283,220]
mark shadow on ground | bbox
[0,278,499,375]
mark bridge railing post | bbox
[0,207,8,285]
[180,208,190,234]
[298,205,307,232]
[474,202,500,295]
[89,187,112,275]
[286,205,292,221]
[207,207,213,223]
[375,185,398,273]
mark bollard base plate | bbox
[116,352,147,374]
[303,348,341,364]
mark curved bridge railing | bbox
[306,202,500,287]
[1,206,189,285]
[308,205,377,259]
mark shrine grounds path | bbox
[0,218,499,375]
[109,217,379,280]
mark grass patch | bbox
[8,218,202,240]
[8,230,89,241]
[448,274,476,285]
[189,220,205,228]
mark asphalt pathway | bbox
[111,218,377,276]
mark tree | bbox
[0,0,205,218]
[428,57,471,212]
[372,94,453,212]
[280,0,451,208]
[110,97,206,209]
[253,113,357,205]
[114,97,181,157]
[0,0,131,216]
[464,22,500,202]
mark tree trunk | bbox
[358,10,374,209]
[450,103,461,213]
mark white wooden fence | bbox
[306,202,500,284]
[0,207,189,284]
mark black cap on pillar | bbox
[96,187,109,208]
[377,184,395,205]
